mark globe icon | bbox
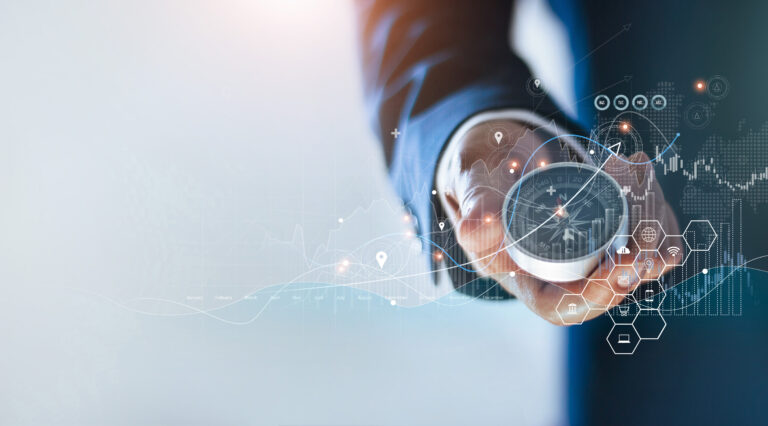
[641,227,657,243]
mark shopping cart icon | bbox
[618,305,630,316]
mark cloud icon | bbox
[617,246,631,254]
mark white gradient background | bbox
[0,0,564,424]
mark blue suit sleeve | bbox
[354,0,564,296]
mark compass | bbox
[502,162,628,282]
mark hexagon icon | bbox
[606,234,639,266]
[632,220,666,251]
[683,220,717,251]
[633,250,665,280]
[633,309,667,340]
[607,324,641,355]
[608,264,640,290]
[608,294,639,324]
[659,235,690,267]
[632,280,666,309]
[582,279,615,306]
[556,293,589,325]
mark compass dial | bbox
[503,162,628,281]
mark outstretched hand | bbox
[436,119,681,325]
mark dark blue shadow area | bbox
[569,269,768,426]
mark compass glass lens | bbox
[504,163,627,262]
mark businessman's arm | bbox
[355,0,681,323]
[355,0,564,296]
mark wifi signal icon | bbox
[667,246,681,257]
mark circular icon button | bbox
[707,75,729,100]
[632,95,648,110]
[651,95,667,110]
[594,95,610,111]
[613,95,629,110]
[684,103,711,128]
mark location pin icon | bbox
[494,131,503,144]
[376,251,388,269]
[438,221,445,231]
[534,78,541,88]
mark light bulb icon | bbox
[644,258,654,272]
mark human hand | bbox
[435,119,681,324]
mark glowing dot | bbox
[337,265,345,273]
[511,161,518,167]
[433,251,444,261]
[390,299,397,306]
[403,214,410,222]
[695,80,706,92]
[702,268,708,274]
[341,259,350,266]
[540,161,546,167]
[431,189,437,195]
[509,271,516,277]
[484,215,493,224]
[338,218,344,223]
[589,149,595,155]
[509,168,515,174]
[405,230,413,238]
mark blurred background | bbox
[0,0,564,424]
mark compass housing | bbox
[502,162,628,283]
